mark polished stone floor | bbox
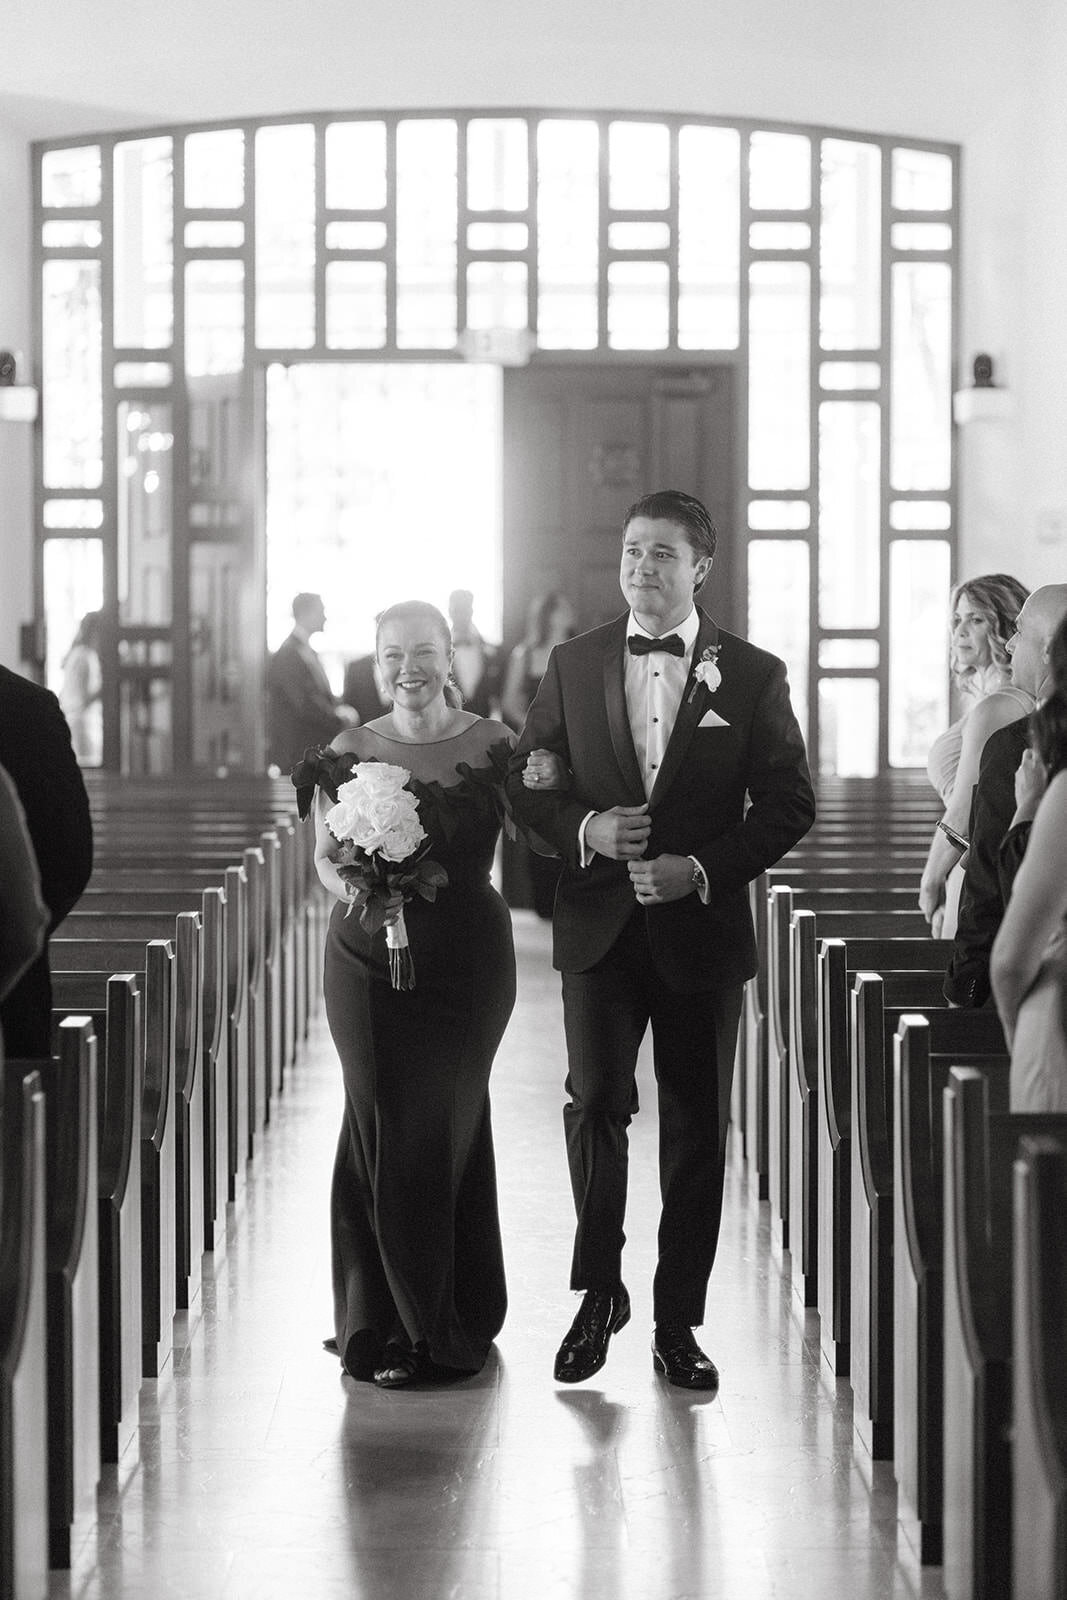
[53,913,945,1600]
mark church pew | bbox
[891,1014,1008,1566]
[741,875,770,1202]
[849,954,955,1458]
[0,1062,49,1600]
[942,1072,1067,1600]
[58,888,230,1261]
[1012,1134,1067,1600]
[34,1019,100,1569]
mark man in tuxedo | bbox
[342,651,391,726]
[944,582,1067,1005]
[0,663,94,1057]
[506,489,815,1388]
[267,592,355,772]
[448,588,498,717]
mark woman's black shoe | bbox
[373,1341,419,1388]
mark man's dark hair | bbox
[622,490,717,563]
[1032,612,1067,779]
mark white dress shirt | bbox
[578,607,709,901]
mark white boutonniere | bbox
[688,644,722,703]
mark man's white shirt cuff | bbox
[578,811,597,867]
[688,855,710,904]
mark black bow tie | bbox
[627,633,685,658]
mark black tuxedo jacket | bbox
[943,715,1031,1008]
[267,633,346,771]
[343,654,390,726]
[0,663,94,1055]
[505,609,815,991]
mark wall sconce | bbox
[953,351,1013,424]
[0,350,39,422]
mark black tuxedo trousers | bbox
[562,907,742,1324]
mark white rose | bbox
[324,764,425,861]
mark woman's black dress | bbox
[319,721,515,1376]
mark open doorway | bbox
[265,363,504,694]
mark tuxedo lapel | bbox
[601,621,645,799]
[648,611,720,808]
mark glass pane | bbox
[749,132,811,210]
[749,222,811,250]
[678,125,740,350]
[43,260,102,489]
[325,122,387,210]
[44,538,104,765]
[748,500,810,530]
[537,119,599,350]
[184,130,244,209]
[892,222,952,251]
[892,148,953,212]
[185,261,245,376]
[255,124,316,348]
[819,639,879,668]
[325,262,387,348]
[609,122,670,211]
[609,222,671,251]
[819,401,881,628]
[820,361,880,390]
[890,499,951,530]
[114,138,174,349]
[467,119,529,211]
[820,139,881,351]
[607,260,669,349]
[185,221,245,248]
[42,147,101,208]
[818,678,878,776]
[748,261,810,489]
[889,539,951,765]
[42,220,102,249]
[891,261,952,489]
[43,500,103,529]
[466,262,528,331]
[749,540,810,737]
[114,362,171,387]
[326,221,388,251]
[396,119,458,349]
[467,222,528,252]
[118,402,173,624]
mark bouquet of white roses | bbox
[323,761,447,990]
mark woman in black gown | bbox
[305,600,521,1388]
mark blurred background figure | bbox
[919,573,1032,939]
[267,591,357,774]
[59,608,103,766]
[448,588,498,717]
[343,647,391,727]
[501,590,578,918]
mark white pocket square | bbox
[697,709,731,728]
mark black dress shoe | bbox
[554,1285,631,1383]
[652,1323,720,1390]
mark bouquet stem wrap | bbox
[385,909,415,991]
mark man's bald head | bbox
[1008,584,1067,699]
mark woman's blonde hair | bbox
[950,572,1030,694]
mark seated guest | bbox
[945,583,1067,1005]
[920,573,1032,940]
[0,662,93,1056]
[991,608,1067,1110]
[0,762,48,1004]
[266,592,356,772]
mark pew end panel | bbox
[788,909,819,1310]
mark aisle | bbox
[55,913,942,1600]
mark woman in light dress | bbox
[991,613,1067,1111]
[919,574,1032,939]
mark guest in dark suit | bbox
[267,592,355,772]
[448,589,498,717]
[0,664,94,1056]
[0,763,49,1004]
[342,651,391,727]
[506,489,815,1389]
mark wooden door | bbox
[501,362,737,645]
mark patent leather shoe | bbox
[652,1323,719,1390]
[553,1285,630,1383]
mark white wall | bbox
[0,120,34,669]
[2,0,1064,606]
